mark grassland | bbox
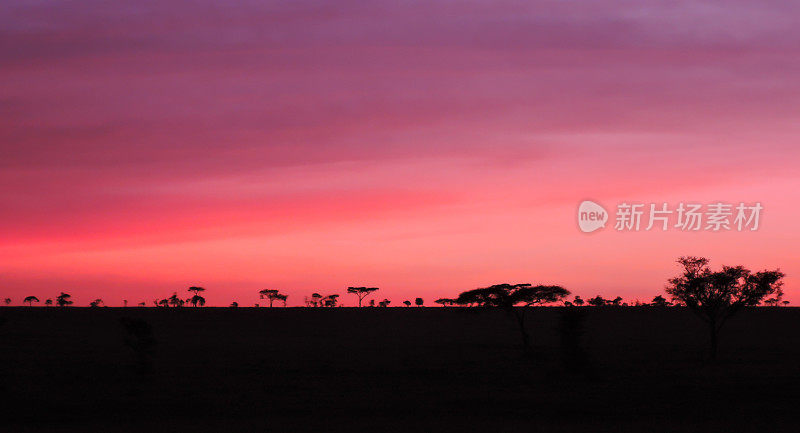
[1,307,799,432]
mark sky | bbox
[1,0,799,306]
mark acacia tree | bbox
[259,289,287,307]
[45,299,53,306]
[24,296,40,306]
[403,300,411,307]
[666,256,784,360]
[434,298,456,306]
[89,298,104,308]
[415,298,424,307]
[56,292,73,307]
[347,287,379,307]
[587,296,606,307]
[454,283,570,354]
[188,286,205,299]
[572,296,584,306]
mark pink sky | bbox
[1,0,799,306]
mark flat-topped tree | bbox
[187,287,206,307]
[259,289,279,307]
[454,283,570,355]
[347,287,379,307]
[24,296,39,306]
[666,256,784,360]
[434,298,456,306]
[259,289,287,307]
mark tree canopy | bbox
[665,256,784,359]
[454,284,569,309]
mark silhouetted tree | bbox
[89,298,103,308]
[587,296,606,307]
[347,287,379,307]
[666,256,784,360]
[610,296,623,306]
[137,302,146,307]
[305,293,322,307]
[403,300,411,307]
[782,300,790,307]
[762,288,784,307]
[168,293,183,307]
[123,300,128,307]
[3,298,11,306]
[230,302,238,308]
[434,298,456,306]
[415,298,423,307]
[120,317,156,374]
[260,289,277,306]
[651,295,671,307]
[321,294,338,307]
[260,289,287,307]
[56,292,73,307]
[190,295,206,307]
[188,286,206,298]
[23,296,39,306]
[368,299,376,307]
[572,296,584,306]
[157,299,169,308]
[378,299,391,307]
[454,283,570,355]
[45,299,53,306]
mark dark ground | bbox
[1,306,799,432]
